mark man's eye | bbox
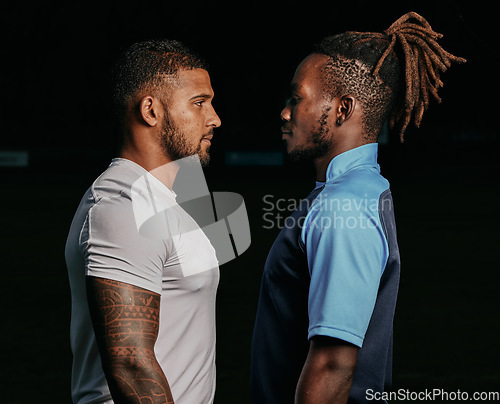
[289,95,301,105]
[194,101,204,106]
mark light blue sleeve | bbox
[301,186,389,347]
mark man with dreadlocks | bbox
[251,12,465,404]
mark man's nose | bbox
[280,104,291,122]
[208,106,222,128]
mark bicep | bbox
[296,337,358,404]
[304,202,387,346]
[307,336,358,370]
[86,276,174,402]
[86,276,161,359]
[85,198,165,295]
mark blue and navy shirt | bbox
[251,143,400,403]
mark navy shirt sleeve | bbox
[301,183,389,347]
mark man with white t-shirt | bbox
[65,39,221,404]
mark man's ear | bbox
[335,95,356,126]
[138,95,160,127]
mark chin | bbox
[199,152,210,167]
[287,151,303,163]
[287,145,319,162]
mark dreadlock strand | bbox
[421,36,455,68]
[422,51,443,87]
[426,78,443,103]
[391,107,404,133]
[414,101,425,128]
[398,109,412,142]
[372,33,396,77]
[421,51,443,104]
[415,52,432,126]
[422,35,465,67]
[443,50,467,64]
[404,34,449,71]
[397,24,443,40]
[411,45,422,98]
[395,32,416,112]
[414,50,427,125]
[387,11,434,33]
[418,55,431,109]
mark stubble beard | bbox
[159,112,211,167]
[287,109,332,162]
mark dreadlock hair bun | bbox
[315,11,466,142]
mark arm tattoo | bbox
[87,276,174,403]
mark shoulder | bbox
[88,160,168,231]
[328,167,389,201]
[302,168,390,243]
[90,160,146,202]
[68,162,141,251]
[86,162,183,257]
[83,161,150,243]
[310,168,388,217]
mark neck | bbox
[119,129,178,191]
[313,154,334,182]
[313,136,369,182]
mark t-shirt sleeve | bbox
[80,196,166,294]
[301,189,389,347]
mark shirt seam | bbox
[309,324,364,341]
[84,193,124,251]
[326,163,378,184]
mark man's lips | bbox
[281,128,292,139]
[202,134,213,144]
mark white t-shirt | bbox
[65,158,219,404]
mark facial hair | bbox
[158,110,211,167]
[287,109,332,162]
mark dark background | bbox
[1,0,499,402]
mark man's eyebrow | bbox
[189,93,213,100]
[290,83,302,92]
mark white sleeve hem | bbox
[86,270,162,295]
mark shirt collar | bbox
[325,143,380,182]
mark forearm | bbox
[102,346,173,403]
[295,336,358,404]
[295,362,354,404]
[87,276,174,403]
